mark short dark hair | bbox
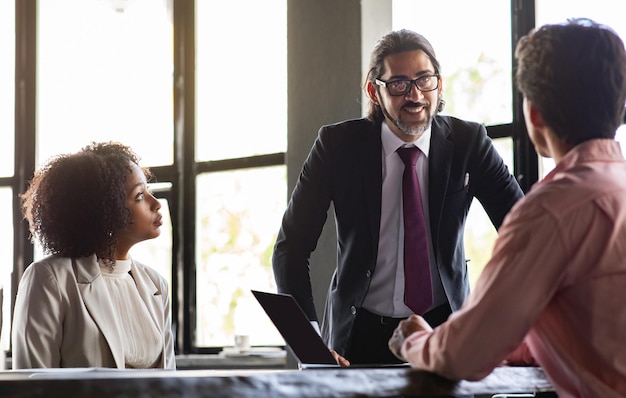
[365,29,445,122]
[515,18,626,144]
[21,141,152,261]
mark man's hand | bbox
[330,350,350,367]
[388,314,433,361]
[504,341,539,367]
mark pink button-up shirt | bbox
[401,139,626,397]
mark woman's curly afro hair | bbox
[21,141,152,261]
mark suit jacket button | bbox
[366,270,372,278]
[350,306,357,315]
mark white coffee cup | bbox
[234,334,250,352]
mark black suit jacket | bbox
[272,116,524,355]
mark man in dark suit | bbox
[272,29,524,365]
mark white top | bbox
[99,258,162,368]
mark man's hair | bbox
[364,29,445,122]
[515,18,626,144]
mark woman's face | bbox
[115,162,162,259]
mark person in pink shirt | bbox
[388,18,626,397]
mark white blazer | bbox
[12,254,176,369]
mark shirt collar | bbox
[538,139,624,187]
[381,120,432,159]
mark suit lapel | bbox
[75,255,125,368]
[428,118,454,253]
[357,122,383,255]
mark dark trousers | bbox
[345,303,452,365]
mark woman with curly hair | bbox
[12,141,176,370]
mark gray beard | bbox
[394,116,430,136]
[380,102,434,136]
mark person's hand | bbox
[388,314,432,361]
[330,350,350,367]
[503,341,539,367]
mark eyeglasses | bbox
[375,74,439,96]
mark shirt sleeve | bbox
[401,198,567,380]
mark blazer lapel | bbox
[129,261,166,367]
[75,255,125,368]
[357,122,384,256]
[428,118,454,254]
[129,262,163,333]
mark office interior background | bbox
[1,0,625,357]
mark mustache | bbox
[402,101,429,109]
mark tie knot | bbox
[397,146,421,167]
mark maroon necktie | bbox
[397,146,433,315]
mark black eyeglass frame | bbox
[374,74,440,96]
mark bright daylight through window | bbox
[0,0,15,359]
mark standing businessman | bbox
[272,29,524,365]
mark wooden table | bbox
[0,366,554,397]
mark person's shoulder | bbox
[320,117,378,134]
[433,114,484,134]
[531,162,626,210]
[27,255,73,272]
[316,118,380,148]
[133,260,168,285]
[20,255,76,285]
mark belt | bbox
[359,308,405,326]
[359,303,451,327]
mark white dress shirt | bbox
[362,121,446,317]
[100,258,162,368]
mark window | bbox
[195,0,287,348]
[0,0,14,355]
[393,0,514,285]
[195,167,285,347]
[393,0,512,126]
[195,0,287,162]
[0,188,12,353]
[0,1,14,178]
[37,0,174,168]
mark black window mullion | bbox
[486,124,513,140]
[511,0,538,193]
[173,0,196,354]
